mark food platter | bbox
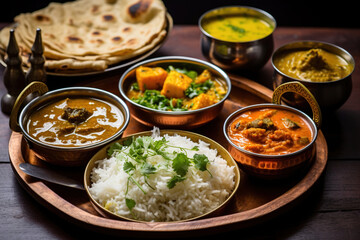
[0,13,172,77]
[8,75,328,237]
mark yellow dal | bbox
[202,15,274,42]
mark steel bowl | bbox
[10,82,130,166]
[199,6,276,71]
[223,82,321,179]
[84,129,240,222]
[118,56,231,129]
[272,41,355,112]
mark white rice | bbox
[88,128,236,222]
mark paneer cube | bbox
[195,69,211,84]
[136,66,168,92]
[160,70,192,98]
[191,93,217,110]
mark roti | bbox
[0,0,168,73]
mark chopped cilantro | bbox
[167,175,186,189]
[106,134,213,211]
[172,153,190,177]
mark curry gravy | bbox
[228,108,313,155]
[273,48,352,82]
[27,98,124,147]
[202,15,274,42]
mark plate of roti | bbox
[0,0,172,76]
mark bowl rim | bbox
[84,129,241,223]
[271,40,355,84]
[118,56,231,115]
[19,86,130,151]
[198,5,277,44]
[223,103,318,159]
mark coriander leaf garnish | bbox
[107,142,122,156]
[193,153,209,171]
[185,80,214,99]
[193,153,212,177]
[125,198,136,211]
[123,137,133,147]
[106,134,214,210]
[123,161,135,173]
[172,153,190,177]
[167,175,186,189]
[141,162,157,175]
[191,146,199,151]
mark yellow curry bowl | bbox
[10,82,130,166]
[223,82,321,179]
[118,56,231,129]
[199,6,276,71]
[84,129,240,223]
[272,41,355,112]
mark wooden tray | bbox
[8,76,328,238]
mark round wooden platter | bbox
[8,76,328,238]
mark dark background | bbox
[1,0,359,28]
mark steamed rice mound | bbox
[89,130,236,222]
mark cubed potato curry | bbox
[127,65,227,111]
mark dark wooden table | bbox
[1,24,359,239]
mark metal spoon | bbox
[19,162,85,191]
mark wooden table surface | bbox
[1,24,359,239]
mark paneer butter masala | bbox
[126,65,227,111]
[228,108,313,155]
[27,98,124,147]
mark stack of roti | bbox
[0,0,168,73]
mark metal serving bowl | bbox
[10,82,130,166]
[84,129,240,222]
[223,82,321,179]
[199,6,276,71]
[118,56,231,129]
[272,41,355,112]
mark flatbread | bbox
[0,0,168,72]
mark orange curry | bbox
[228,108,313,155]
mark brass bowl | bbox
[84,129,240,222]
[10,82,130,166]
[223,82,321,179]
[199,6,276,71]
[118,56,231,129]
[272,41,355,112]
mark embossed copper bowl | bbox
[272,41,355,112]
[223,82,321,179]
[84,129,240,222]
[10,82,130,166]
[199,6,276,71]
[118,56,231,129]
